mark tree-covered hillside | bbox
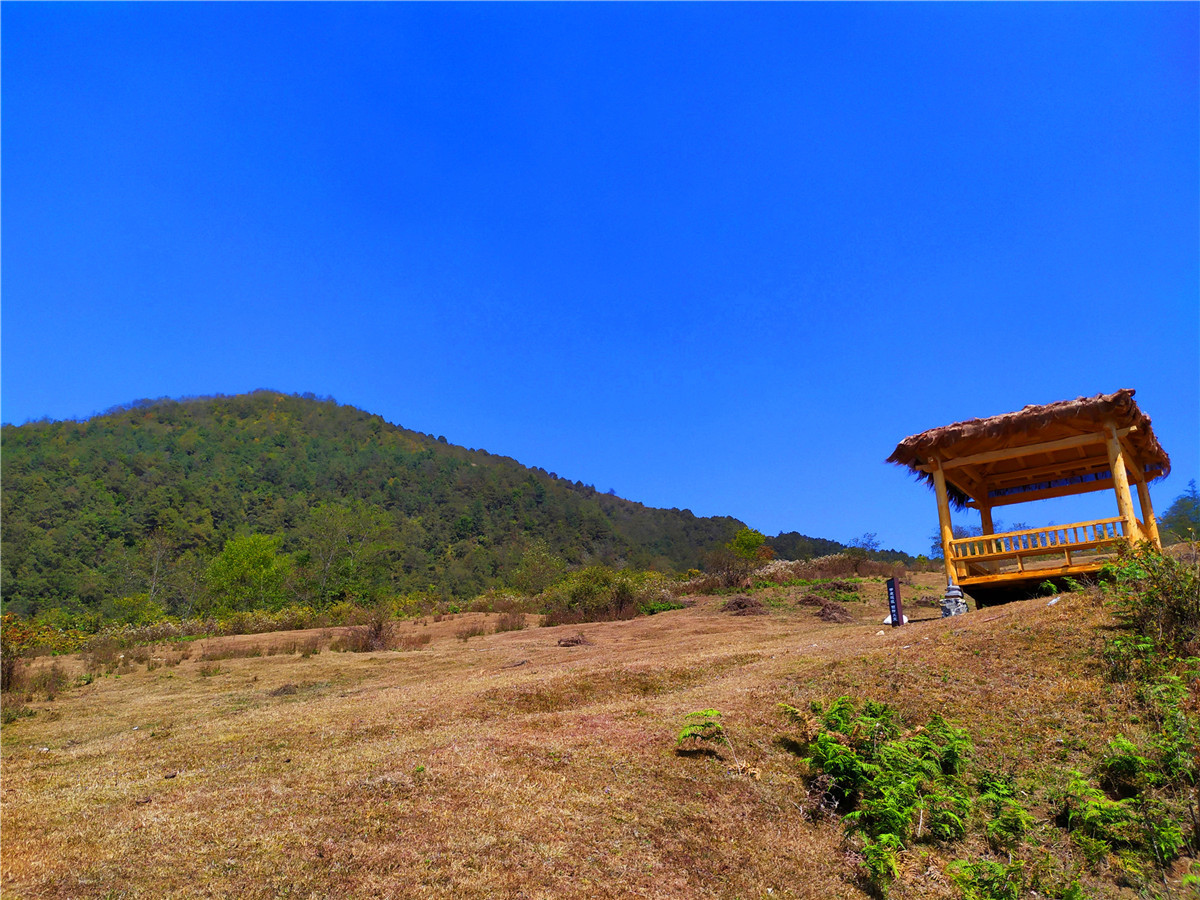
[3,391,757,620]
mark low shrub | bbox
[1102,543,1200,664]
[947,858,1026,900]
[1,702,35,725]
[783,697,976,895]
[330,602,398,653]
[495,611,527,633]
[676,707,755,776]
[676,709,730,754]
[455,623,487,643]
[84,637,124,674]
[468,589,528,615]
[396,632,431,651]
[200,643,264,661]
[640,598,686,615]
[26,664,70,701]
[1,630,19,693]
[540,567,680,627]
[787,683,1197,896]
[698,548,757,589]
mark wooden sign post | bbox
[886,577,905,627]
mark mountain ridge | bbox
[2,390,858,619]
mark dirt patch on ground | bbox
[817,602,855,623]
[721,595,769,616]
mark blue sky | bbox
[3,3,1197,556]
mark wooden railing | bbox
[948,517,1132,583]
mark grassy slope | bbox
[0,575,1172,899]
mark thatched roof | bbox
[887,390,1170,510]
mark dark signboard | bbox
[886,577,904,627]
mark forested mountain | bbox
[765,532,847,562]
[2,391,762,620]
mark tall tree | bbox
[205,534,292,613]
[1160,480,1200,544]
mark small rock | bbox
[163,771,178,779]
[876,630,886,636]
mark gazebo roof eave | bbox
[887,389,1170,504]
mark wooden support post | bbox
[931,459,956,584]
[1105,422,1142,544]
[1135,478,1162,548]
[977,504,997,574]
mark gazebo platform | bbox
[889,390,1170,603]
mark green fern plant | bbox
[677,708,742,768]
[947,858,1025,900]
[985,799,1035,852]
[860,832,903,891]
[794,697,977,896]
[677,708,725,745]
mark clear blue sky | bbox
[3,3,1197,556]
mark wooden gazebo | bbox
[888,390,1170,596]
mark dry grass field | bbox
[0,574,1178,899]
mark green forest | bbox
[1,391,867,625]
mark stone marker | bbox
[941,581,967,617]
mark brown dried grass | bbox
[0,573,1149,899]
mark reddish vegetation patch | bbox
[722,596,768,616]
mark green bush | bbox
[100,594,168,626]
[860,833,902,890]
[205,534,293,614]
[985,799,1035,852]
[947,859,1025,900]
[1099,735,1155,795]
[1059,771,1138,854]
[1159,480,1199,545]
[540,567,680,626]
[1102,544,1199,664]
[787,698,973,896]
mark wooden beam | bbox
[936,428,1132,471]
[944,467,989,506]
[958,559,1112,587]
[931,460,956,584]
[1105,421,1142,543]
[979,505,995,536]
[980,478,1119,508]
[979,456,1112,490]
[1119,435,1161,487]
[1134,477,1162,548]
[968,465,1162,510]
